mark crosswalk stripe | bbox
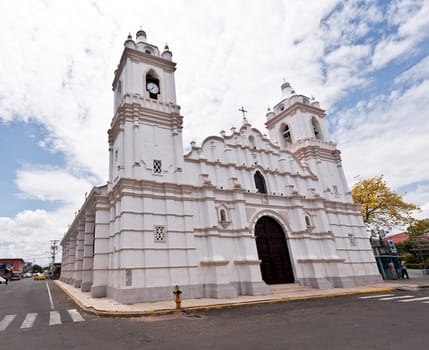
[359,294,395,299]
[0,315,16,331]
[21,313,37,329]
[399,296,429,303]
[1,310,86,331]
[378,295,414,301]
[49,311,62,326]
[68,309,84,322]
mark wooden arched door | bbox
[255,216,294,284]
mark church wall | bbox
[103,179,202,302]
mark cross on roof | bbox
[238,106,247,118]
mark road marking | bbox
[45,281,55,310]
[21,313,38,329]
[49,311,62,326]
[0,315,16,331]
[359,294,395,299]
[399,296,429,303]
[378,295,414,301]
[68,309,85,322]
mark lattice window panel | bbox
[153,160,162,174]
[154,226,167,242]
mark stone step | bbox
[269,283,315,294]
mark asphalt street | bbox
[1,279,428,349]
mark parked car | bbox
[34,273,45,280]
[11,271,22,280]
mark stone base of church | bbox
[106,284,205,304]
[103,281,270,304]
[232,281,270,296]
[73,279,82,288]
[60,277,73,284]
[91,284,107,298]
[299,273,382,289]
[80,281,92,292]
[202,283,238,298]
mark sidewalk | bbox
[54,276,429,317]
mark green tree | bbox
[32,264,43,273]
[351,175,419,229]
[407,218,429,238]
[406,219,429,266]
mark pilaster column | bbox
[81,212,95,292]
[68,233,77,285]
[73,220,85,288]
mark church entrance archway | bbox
[255,216,294,284]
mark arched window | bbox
[220,209,227,222]
[311,117,323,140]
[248,135,256,148]
[282,124,292,145]
[254,171,267,194]
[305,215,311,228]
[145,71,160,100]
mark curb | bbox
[55,281,396,318]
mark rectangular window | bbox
[154,225,167,242]
[153,160,162,174]
[125,269,132,286]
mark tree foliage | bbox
[351,175,419,228]
[407,219,429,237]
[31,264,43,273]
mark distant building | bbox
[0,258,25,279]
[383,232,409,245]
[60,29,381,304]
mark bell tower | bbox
[108,30,184,186]
[265,82,350,200]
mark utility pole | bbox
[50,240,59,266]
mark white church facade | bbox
[60,29,381,304]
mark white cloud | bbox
[394,54,429,85]
[336,77,429,218]
[372,0,428,69]
[0,210,59,265]
[15,167,95,204]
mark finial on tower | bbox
[281,80,295,97]
[124,33,135,48]
[136,27,147,43]
[162,42,173,60]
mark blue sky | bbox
[1,0,428,265]
[0,121,64,216]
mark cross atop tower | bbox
[238,106,247,118]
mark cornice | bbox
[265,102,326,130]
[112,47,176,90]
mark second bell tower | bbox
[108,30,184,185]
[265,82,350,200]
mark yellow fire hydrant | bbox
[173,285,182,309]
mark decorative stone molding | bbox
[234,259,261,265]
[200,258,229,266]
